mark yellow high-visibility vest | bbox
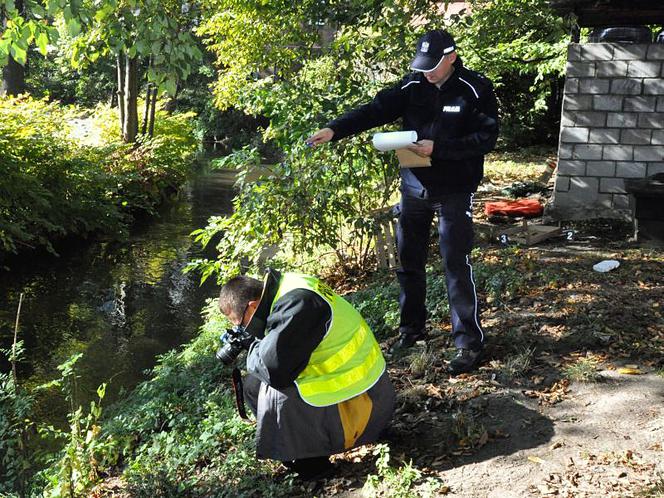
[270,273,386,407]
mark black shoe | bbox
[389,331,427,354]
[448,348,483,376]
[283,456,333,481]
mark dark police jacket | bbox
[326,59,499,197]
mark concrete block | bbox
[627,61,662,78]
[568,44,582,62]
[624,96,657,112]
[586,161,616,177]
[564,77,579,94]
[567,61,596,77]
[589,128,620,144]
[555,176,570,192]
[597,61,628,77]
[550,192,577,210]
[648,163,664,176]
[580,78,610,94]
[598,193,614,208]
[565,94,593,111]
[658,97,664,112]
[558,143,574,159]
[606,112,638,128]
[561,111,575,127]
[582,44,614,60]
[600,177,626,193]
[603,145,633,161]
[643,79,664,95]
[652,130,664,145]
[613,194,631,210]
[610,79,642,95]
[638,113,664,129]
[570,177,600,202]
[571,111,607,127]
[634,145,664,161]
[593,95,623,111]
[616,162,647,178]
[573,144,603,160]
[620,129,652,144]
[561,127,590,143]
[612,44,648,60]
[646,44,664,60]
[558,160,586,176]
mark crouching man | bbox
[218,268,395,480]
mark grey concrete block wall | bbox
[549,42,664,221]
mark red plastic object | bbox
[484,199,543,218]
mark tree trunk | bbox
[122,56,139,143]
[1,57,26,96]
[141,84,151,135]
[1,0,26,96]
[148,86,157,137]
[116,53,125,135]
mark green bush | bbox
[190,54,401,281]
[0,342,34,496]
[0,96,198,260]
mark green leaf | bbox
[161,78,177,97]
[135,39,147,55]
[19,24,32,45]
[66,18,81,37]
[36,32,49,56]
[9,44,27,65]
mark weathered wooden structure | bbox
[550,0,664,27]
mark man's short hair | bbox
[219,275,263,317]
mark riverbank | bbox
[85,232,663,498]
[0,96,198,266]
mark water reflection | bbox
[0,165,235,425]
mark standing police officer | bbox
[307,29,499,375]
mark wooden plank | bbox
[384,221,398,269]
[497,221,562,246]
[375,229,387,269]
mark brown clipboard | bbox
[395,148,431,168]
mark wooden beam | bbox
[549,0,664,26]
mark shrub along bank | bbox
[0,96,198,263]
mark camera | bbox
[216,325,254,365]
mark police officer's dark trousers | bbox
[396,191,484,351]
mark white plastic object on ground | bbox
[592,260,620,273]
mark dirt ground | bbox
[311,229,664,498]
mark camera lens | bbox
[216,343,241,365]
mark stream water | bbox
[0,163,235,424]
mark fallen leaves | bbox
[617,367,643,375]
[523,379,570,405]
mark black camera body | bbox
[216,325,254,365]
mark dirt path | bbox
[428,370,663,497]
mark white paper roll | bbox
[372,131,418,152]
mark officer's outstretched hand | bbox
[306,127,334,147]
[408,139,434,157]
